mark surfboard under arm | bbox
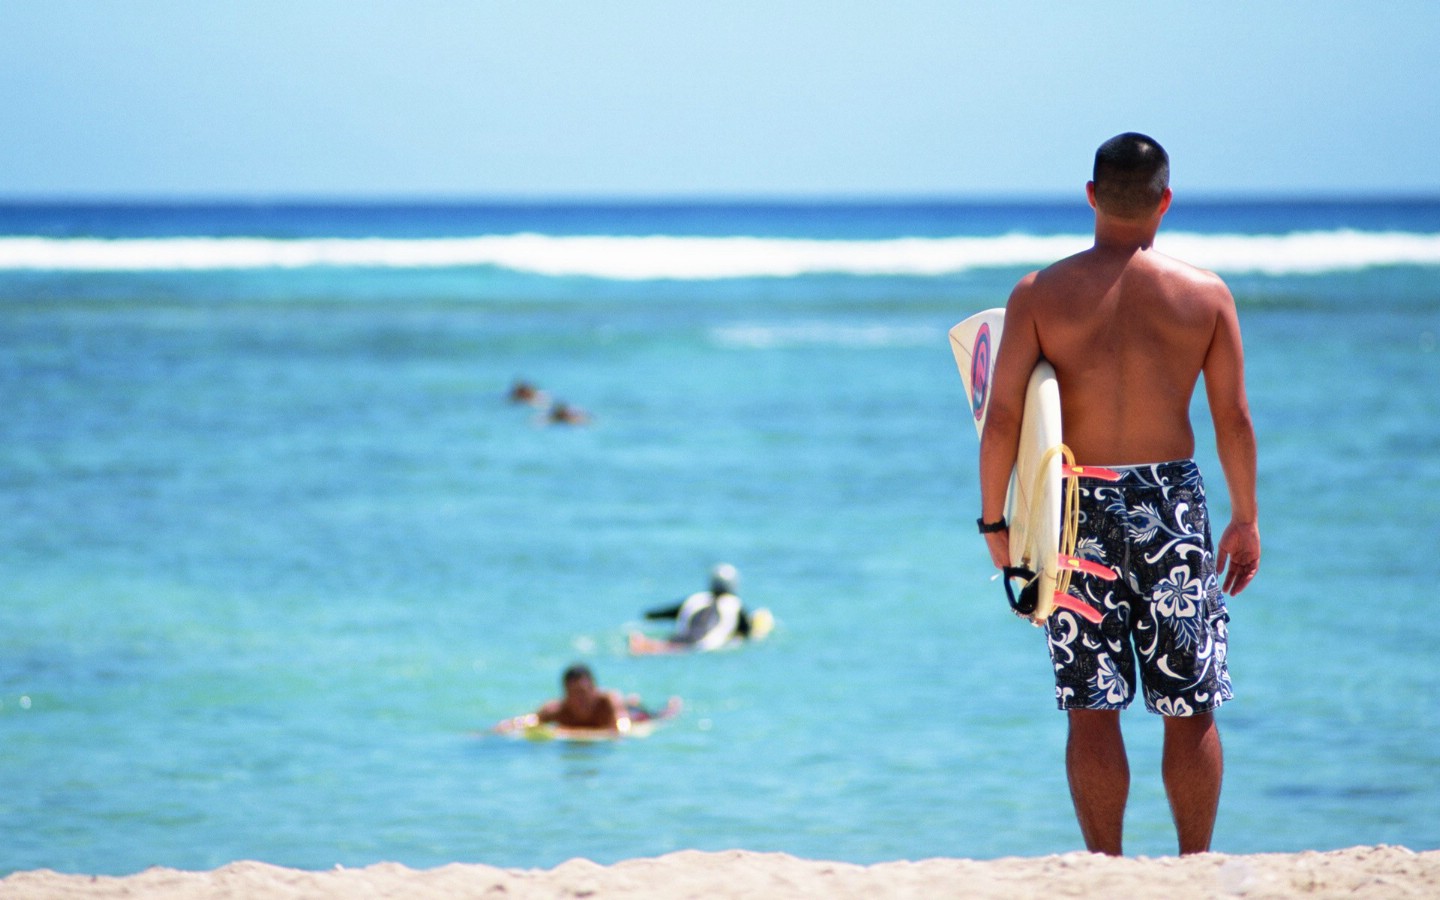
[949,308,1121,626]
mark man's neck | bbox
[1093,214,1161,252]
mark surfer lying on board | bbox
[492,663,680,734]
[977,133,1260,857]
[628,564,773,654]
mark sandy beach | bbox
[3,845,1437,899]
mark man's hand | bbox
[1216,520,1260,595]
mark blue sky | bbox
[2,1,1436,199]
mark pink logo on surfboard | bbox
[971,323,992,421]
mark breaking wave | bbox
[1,230,1438,279]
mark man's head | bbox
[709,563,739,595]
[1091,132,1170,219]
[562,663,595,696]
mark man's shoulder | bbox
[1027,248,1104,289]
[1033,248,1091,278]
[1093,247,1232,300]
[1008,261,1058,302]
[1153,253,1236,312]
[1157,247,1226,275]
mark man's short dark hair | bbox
[1092,132,1169,219]
[562,663,593,685]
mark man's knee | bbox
[1163,711,1221,756]
[1068,708,1123,739]
[1163,710,1217,734]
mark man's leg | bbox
[1066,709,1128,855]
[1162,711,1223,855]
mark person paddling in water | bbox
[978,133,1260,856]
[493,664,678,734]
[630,564,769,654]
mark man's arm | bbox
[533,699,563,724]
[493,700,557,733]
[978,274,1045,569]
[1202,286,1260,595]
[644,601,684,620]
[601,692,630,731]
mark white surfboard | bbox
[948,309,1065,623]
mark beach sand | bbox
[3,845,1436,899]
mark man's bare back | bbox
[1005,244,1234,466]
[979,176,1258,595]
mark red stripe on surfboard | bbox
[1063,465,1121,481]
[1058,555,1119,580]
[1052,593,1103,624]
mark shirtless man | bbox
[494,664,679,734]
[492,664,628,733]
[978,133,1260,856]
[535,664,628,728]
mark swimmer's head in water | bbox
[562,663,594,688]
[710,563,739,595]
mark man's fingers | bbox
[1223,558,1258,595]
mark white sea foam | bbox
[711,322,939,349]
[1,230,1437,278]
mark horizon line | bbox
[2,189,1440,207]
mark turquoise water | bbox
[1,202,1438,874]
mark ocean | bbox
[1,198,1437,874]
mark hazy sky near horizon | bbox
[2,1,1436,199]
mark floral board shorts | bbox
[1047,458,1233,716]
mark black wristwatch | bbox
[977,516,1007,534]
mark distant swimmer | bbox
[492,663,680,735]
[547,401,592,426]
[629,564,774,655]
[507,379,550,407]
